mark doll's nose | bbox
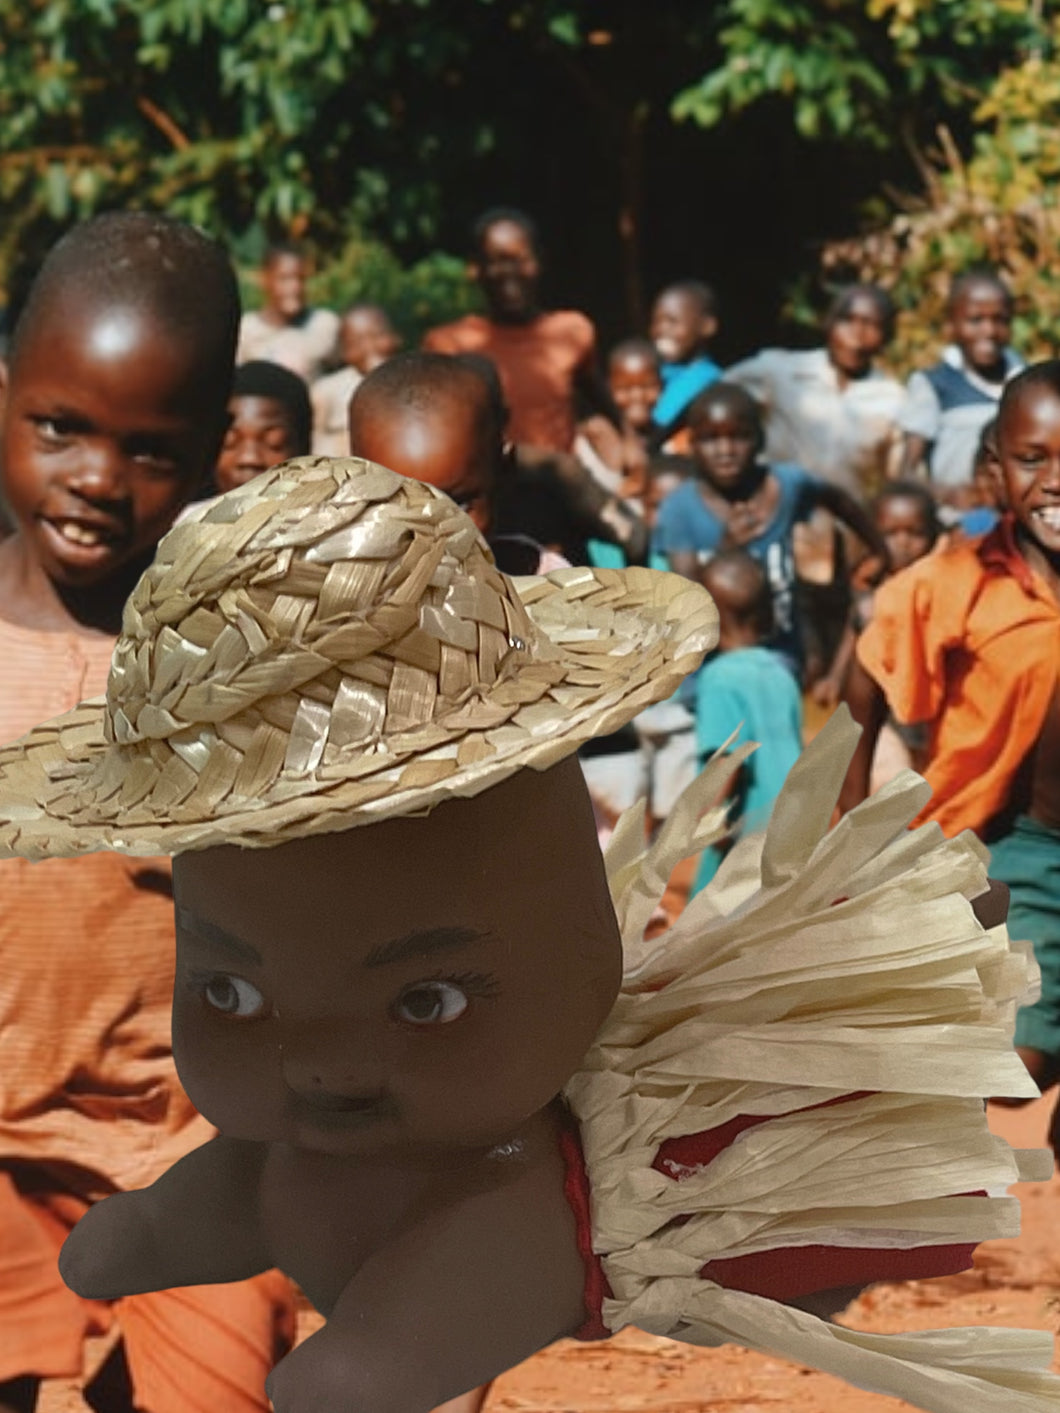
[279,1022,386,1101]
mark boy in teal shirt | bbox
[693,549,803,892]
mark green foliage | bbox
[673,0,1040,148]
[0,0,495,284]
[6,0,1060,361]
[813,17,1060,374]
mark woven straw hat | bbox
[0,458,717,858]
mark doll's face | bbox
[171,757,622,1160]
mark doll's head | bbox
[172,753,621,1158]
[0,457,717,1156]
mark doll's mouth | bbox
[289,1091,395,1125]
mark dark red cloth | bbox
[560,1093,978,1339]
[557,1121,612,1341]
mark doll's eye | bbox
[202,974,267,1019]
[392,980,469,1026]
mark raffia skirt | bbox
[564,708,1059,1412]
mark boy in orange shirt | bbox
[840,361,1060,1145]
[0,212,293,1413]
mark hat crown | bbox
[103,458,544,776]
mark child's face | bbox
[171,758,621,1159]
[340,310,400,375]
[609,353,661,433]
[474,221,541,322]
[825,293,888,379]
[875,495,935,572]
[650,291,715,365]
[262,254,308,322]
[996,384,1060,554]
[217,395,300,495]
[950,284,1012,377]
[0,307,222,588]
[689,401,761,490]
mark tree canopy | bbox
[1,0,1057,355]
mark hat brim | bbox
[0,565,717,859]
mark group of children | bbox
[229,213,1060,1175]
[0,203,1055,1411]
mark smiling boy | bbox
[648,281,721,439]
[216,360,313,495]
[0,212,292,1413]
[898,271,1022,501]
[841,361,1060,1143]
[237,243,339,383]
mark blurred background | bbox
[2,0,1059,369]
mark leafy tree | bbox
[664,0,1060,365]
[6,0,1056,350]
[672,0,1040,155]
[811,16,1060,372]
[0,1,712,327]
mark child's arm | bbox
[898,432,931,480]
[59,1136,271,1299]
[550,452,649,565]
[896,370,942,480]
[574,357,622,428]
[811,618,857,709]
[836,654,888,816]
[808,481,890,581]
[265,1157,586,1413]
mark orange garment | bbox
[0,618,209,1190]
[0,612,293,1400]
[0,1167,293,1407]
[423,310,596,452]
[856,515,1060,839]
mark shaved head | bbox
[347,352,501,533]
[12,211,240,406]
[701,549,773,636]
[688,382,761,430]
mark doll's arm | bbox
[60,1135,271,1299]
[266,1160,586,1413]
[785,1283,869,1320]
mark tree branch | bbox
[136,95,191,151]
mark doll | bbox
[0,458,1056,1413]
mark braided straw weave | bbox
[0,457,717,858]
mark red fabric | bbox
[557,1121,612,1341]
[560,1093,978,1337]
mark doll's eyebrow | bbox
[174,906,262,964]
[362,926,492,969]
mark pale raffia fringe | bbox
[0,458,716,857]
[564,708,1060,1412]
